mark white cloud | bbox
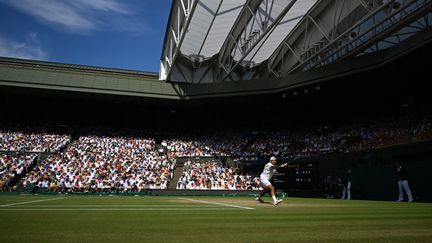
[1,0,147,34]
[0,33,48,60]
[70,0,129,15]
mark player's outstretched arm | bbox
[280,163,288,168]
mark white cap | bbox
[270,156,276,161]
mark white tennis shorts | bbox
[260,176,272,187]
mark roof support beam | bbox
[217,0,298,81]
[160,0,199,80]
[197,0,224,58]
[300,0,432,72]
[307,15,330,41]
[356,0,373,13]
[268,0,374,77]
[267,0,330,77]
[216,0,262,79]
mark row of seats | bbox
[0,108,430,192]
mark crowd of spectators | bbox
[19,136,175,193]
[176,159,255,190]
[162,109,432,160]
[0,153,37,191]
[162,139,216,157]
[0,107,430,192]
[0,131,70,152]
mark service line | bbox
[0,197,65,207]
[178,197,255,210]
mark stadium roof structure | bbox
[160,0,432,83]
[1,0,432,102]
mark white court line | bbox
[0,208,237,211]
[178,197,255,210]
[0,197,65,207]
[7,204,214,207]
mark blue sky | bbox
[0,0,172,72]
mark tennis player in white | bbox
[256,156,287,205]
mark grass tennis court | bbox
[0,195,431,242]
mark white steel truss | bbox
[217,0,298,81]
[160,0,432,83]
[267,0,373,77]
[268,0,432,77]
[301,0,432,72]
[359,12,432,55]
[160,0,199,81]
